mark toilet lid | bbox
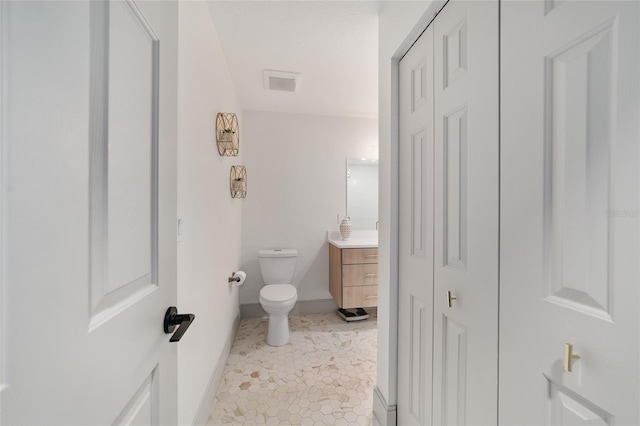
[260,284,296,302]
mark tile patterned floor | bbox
[208,312,377,426]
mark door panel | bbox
[440,315,468,425]
[547,378,612,426]
[432,1,499,425]
[90,0,160,327]
[1,1,178,423]
[114,367,159,425]
[544,21,614,320]
[443,105,468,271]
[500,1,639,424]
[398,26,435,426]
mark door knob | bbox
[564,343,581,372]
[447,290,457,308]
[164,307,195,342]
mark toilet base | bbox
[266,313,290,346]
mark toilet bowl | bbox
[259,284,297,346]
[258,249,298,346]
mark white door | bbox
[1,1,180,424]
[500,1,639,424]
[431,1,499,424]
[398,25,435,426]
[397,1,499,424]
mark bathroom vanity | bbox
[327,232,378,310]
[331,157,379,320]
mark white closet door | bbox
[500,1,640,424]
[398,25,435,426]
[398,1,499,424]
[432,1,499,425]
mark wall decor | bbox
[216,112,239,156]
[230,165,247,199]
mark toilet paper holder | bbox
[228,271,246,285]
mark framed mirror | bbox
[346,158,378,230]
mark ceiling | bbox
[207,1,381,119]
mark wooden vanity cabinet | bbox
[329,244,378,309]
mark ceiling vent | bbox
[263,70,301,92]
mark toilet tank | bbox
[258,249,298,285]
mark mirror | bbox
[346,158,378,230]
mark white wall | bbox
[177,2,243,424]
[377,0,438,414]
[240,111,378,305]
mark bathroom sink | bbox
[327,230,378,248]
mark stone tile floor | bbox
[208,312,377,426]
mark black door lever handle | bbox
[164,307,195,342]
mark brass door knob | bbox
[447,290,457,308]
[564,343,581,372]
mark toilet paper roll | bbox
[231,271,247,286]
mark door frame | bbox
[375,1,448,425]
[0,1,5,413]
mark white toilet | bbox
[258,248,298,346]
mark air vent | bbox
[263,70,301,92]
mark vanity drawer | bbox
[329,244,378,309]
[342,285,378,309]
[342,248,378,265]
[342,264,378,287]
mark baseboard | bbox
[373,386,397,426]
[239,302,265,318]
[192,313,241,426]
[240,298,339,318]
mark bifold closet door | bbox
[398,26,435,426]
[431,1,499,425]
[500,1,639,424]
[397,1,499,424]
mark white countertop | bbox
[327,230,378,249]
